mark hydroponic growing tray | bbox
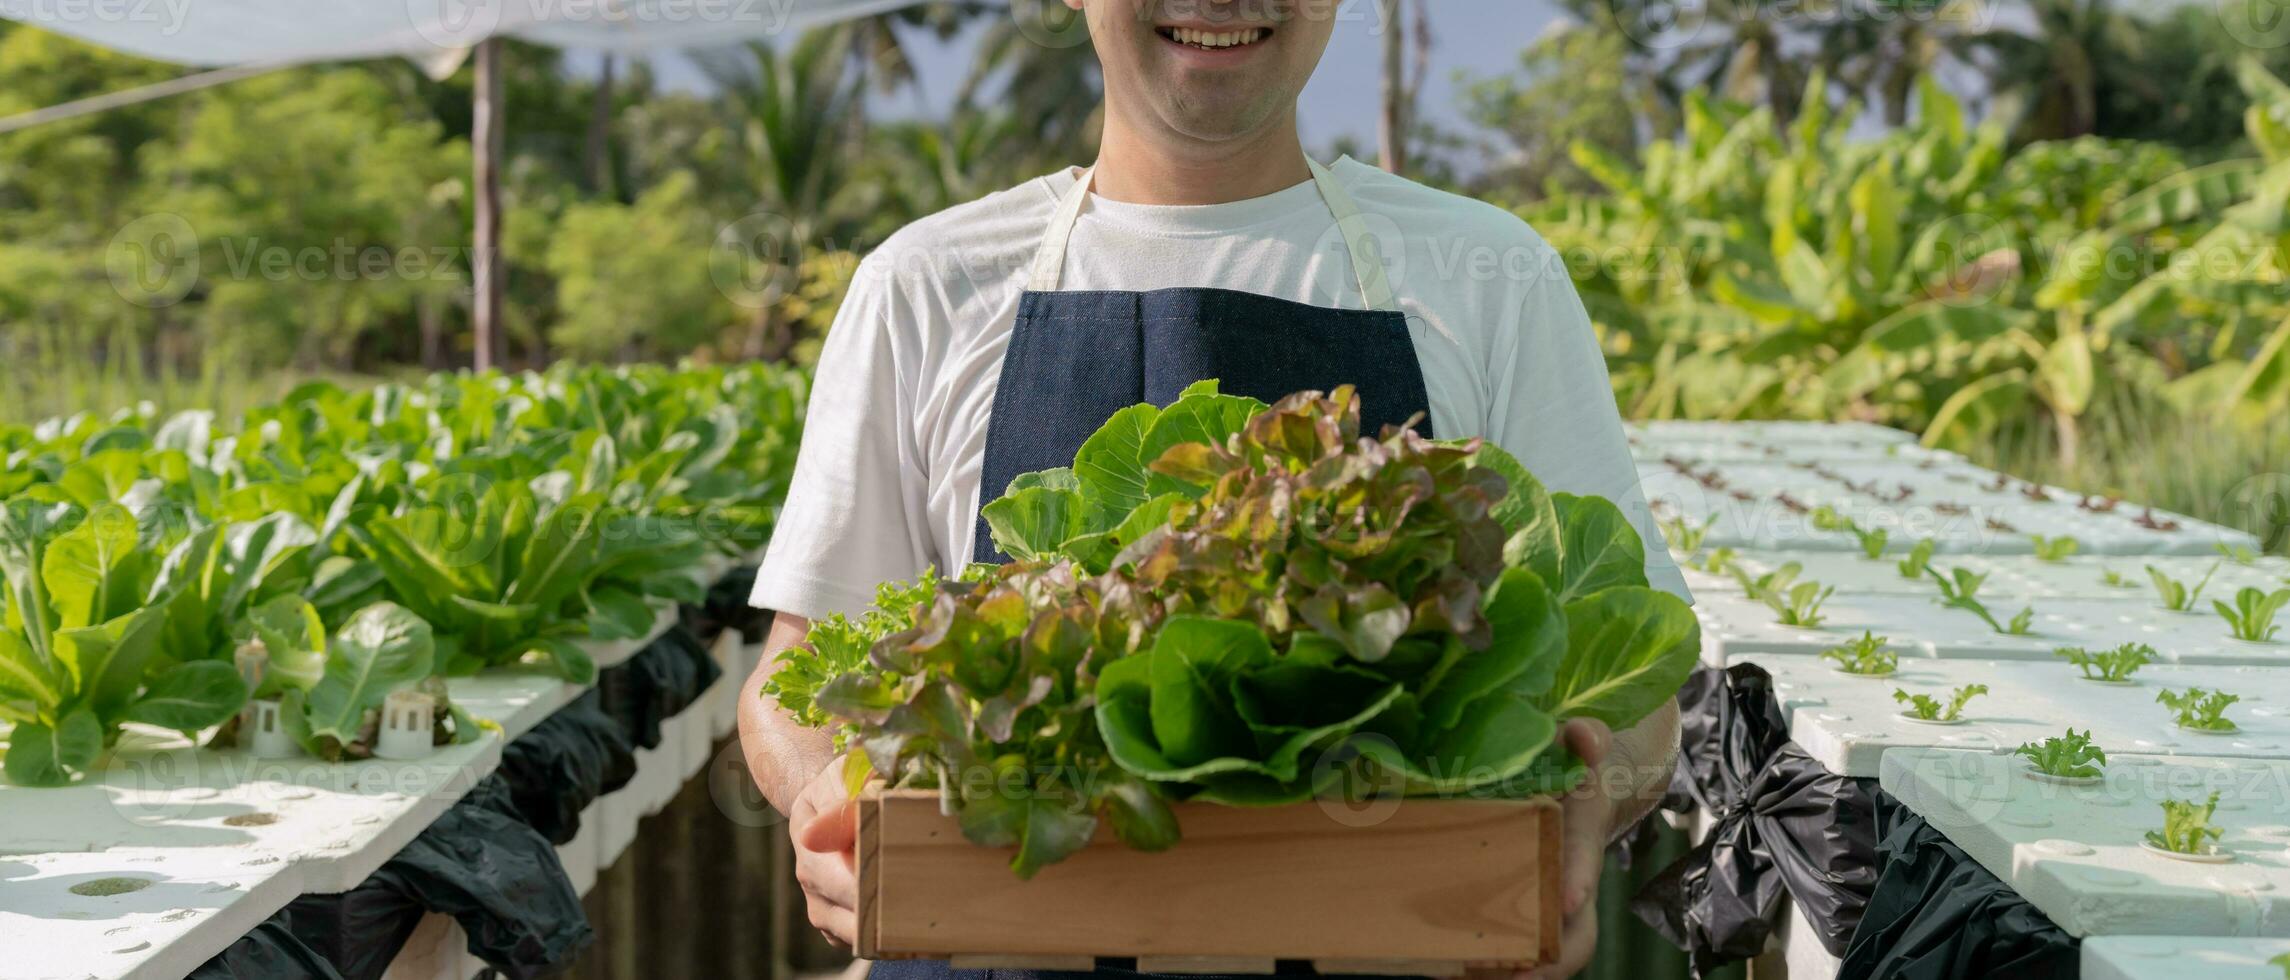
[1693,591,2290,666]
[1880,748,2290,938]
[2083,936,2290,980]
[854,788,1560,975]
[1679,551,2290,601]
[1748,656,2290,778]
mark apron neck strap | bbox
[1026,157,1398,313]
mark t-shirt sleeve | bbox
[749,263,935,622]
[1485,244,1692,604]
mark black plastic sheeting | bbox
[495,691,639,845]
[597,625,722,751]
[1838,790,2079,980]
[1632,663,1882,977]
[184,920,346,980]
[193,621,728,979]
[683,563,774,644]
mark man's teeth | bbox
[1168,27,1267,48]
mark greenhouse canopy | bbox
[0,0,934,66]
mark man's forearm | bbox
[737,613,837,814]
[1599,700,1681,838]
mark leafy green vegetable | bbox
[1659,516,1709,556]
[1810,506,1854,533]
[2215,587,2289,642]
[1764,580,1835,627]
[0,500,247,786]
[2100,568,2134,589]
[2016,729,2105,779]
[2054,642,2153,682]
[1895,538,1936,579]
[1927,566,1987,603]
[1693,546,1737,575]
[1732,561,1802,602]
[2157,687,2240,731]
[2217,543,2260,566]
[1894,684,1986,721]
[2149,562,2220,612]
[2030,535,2079,561]
[776,387,1695,876]
[2145,793,2223,855]
[1820,632,1897,675]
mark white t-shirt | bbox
[751,156,1689,621]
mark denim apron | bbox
[876,162,1438,980]
[969,158,1434,564]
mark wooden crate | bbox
[855,788,1560,976]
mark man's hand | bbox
[1530,718,1617,980]
[790,755,860,949]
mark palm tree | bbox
[698,27,872,360]
[957,0,1102,163]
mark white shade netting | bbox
[0,0,940,67]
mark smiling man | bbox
[737,2,1689,977]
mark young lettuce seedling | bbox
[2003,606,2037,635]
[1895,684,1987,722]
[2030,535,2080,562]
[2015,729,2106,779]
[1820,632,1897,676]
[1660,515,1709,557]
[2100,568,2134,589]
[1765,581,1836,628]
[1733,561,1803,602]
[2054,642,2154,682]
[1927,566,1987,603]
[1693,546,1737,575]
[1810,506,1855,533]
[1852,525,1890,561]
[2217,542,2260,566]
[1896,538,1936,580]
[2215,587,2289,643]
[2144,792,2224,856]
[2149,562,2221,612]
[2157,687,2241,732]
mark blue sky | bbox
[574,0,1566,155]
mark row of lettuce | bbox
[0,363,806,786]
[1537,62,2290,460]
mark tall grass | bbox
[2,339,370,429]
[1967,393,2288,555]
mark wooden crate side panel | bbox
[864,792,1553,965]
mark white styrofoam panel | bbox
[2083,936,2290,980]
[1676,549,1995,596]
[1973,555,2290,602]
[0,728,503,894]
[380,913,483,980]
[1,848,306,980]
[1694,591,2048,664]
[1880,748,2290,939]
[1629,420,1920,446]
[1773,897,1842,980]
[1752,656,2290,778]
[1695,590,2290,666]
[1642,459,2259,557]
[446,669,581,742]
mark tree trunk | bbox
[1377,0,1406,173]
[472,38,505,372]
[584,54,615,196]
